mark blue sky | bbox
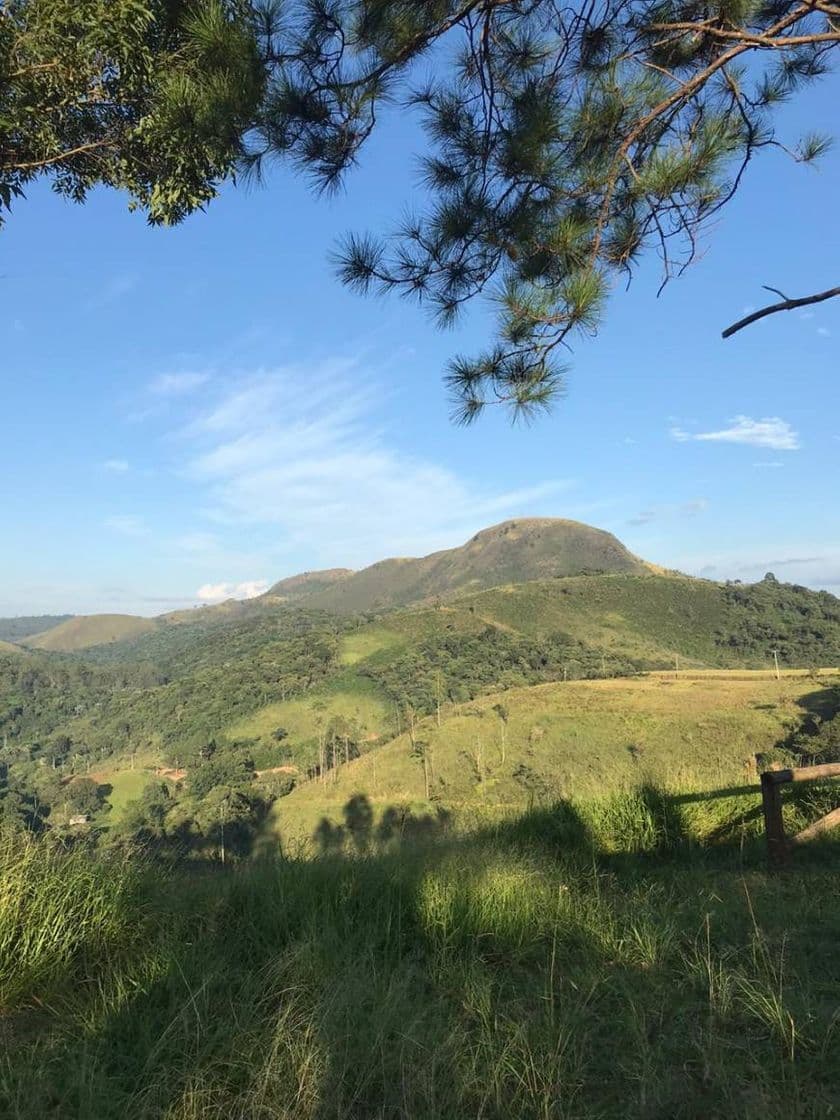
[1,72,838,617]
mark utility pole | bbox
[771,649,781,681]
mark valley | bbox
[1,520,838,851]
[3,519,840,1119]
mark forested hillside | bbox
[1,556,839,849]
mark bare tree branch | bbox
[722,285,840,338]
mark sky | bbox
[1,69,838,617]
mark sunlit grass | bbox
[4,785,840,1118]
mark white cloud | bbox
[104,515,147,537]
[177,361,574,567]
[196,580,268,602]
[103,459,129,473]
[671,416,799,451]
[753,461,784,469]
[149,371,211,397]
[817,327,831,338]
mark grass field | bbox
[338,628,404,665]
[273,671,840,848]
[227,674,393,756]
[5,790,840,1118]
[97,769,154,821]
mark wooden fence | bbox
[760,762,840,867]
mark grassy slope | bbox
[227,673,393,758]
[230,574,730,760]
[0,615,73,643]
[92,766,155,822]
[273,672,840,846]
[208,572,830,787]
[23,614,158,652]
[463,572,729,663]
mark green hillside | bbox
[273,671,840,847]
[463,573,727,662]
[22,613,157,651]
[265,567,354,600]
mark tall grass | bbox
[0,831,142,1011]
[3,790,840,1118]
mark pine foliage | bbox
[248,0,838,419]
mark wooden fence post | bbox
[760,771,788,869]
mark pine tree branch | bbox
[721,285,840,338]
[650,22,840,47]
[592,1,819,263]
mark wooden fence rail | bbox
[760,762,840,868]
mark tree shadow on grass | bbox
[7,793,840,1118]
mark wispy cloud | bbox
[104,515,148,537]
[670,416,799,451]
[626,498,708,527]
[753,461,784,469]
[817,327,831,338]
[149,371,211,397]
[196,580,268,603]
[177,361,574,567]
[87,273,137,310]
[103,458,129,473]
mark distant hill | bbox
[0,615,73,643]
[274,519,647,614]
[266,568,354,601]
[22,614,157,652]
[8,518,648,651]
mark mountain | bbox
[15,519,649,651]
[268,519,648,614]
